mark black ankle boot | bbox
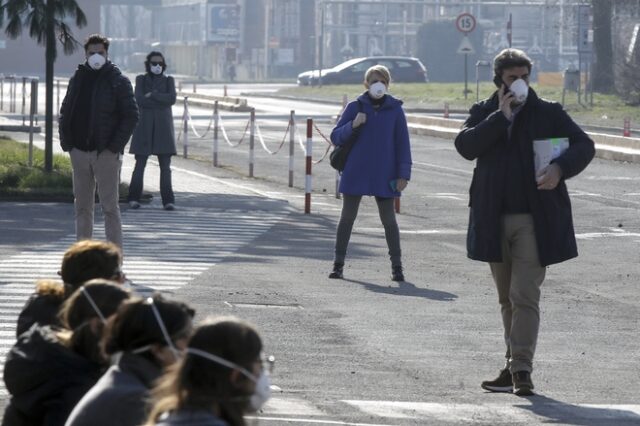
[391,265,404,282]
[329,262,344,279]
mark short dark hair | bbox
[493,48,532,77]
[84,34,110,52]
[145,51,167,73]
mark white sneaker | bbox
[128,201,141,209]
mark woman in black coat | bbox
[127,51,177,211]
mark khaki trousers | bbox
[489,214,546,373]
[69,149,123,248]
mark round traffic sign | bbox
[456,13,476,33]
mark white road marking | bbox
[357,228,467,236]
[342,400,640,422]
[413,161,473,176]
[0,206,285,395]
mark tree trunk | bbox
[44,0,56,172]
[591,0,614,93]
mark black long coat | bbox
[129,73,177,156]
[454,89,595,267]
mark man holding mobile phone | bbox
[454,49,594,396]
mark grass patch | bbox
[278,83,640,128]
[0,137,73,198]
[0,137,131,201]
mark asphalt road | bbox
[0,92,639,425]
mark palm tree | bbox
[0,0,86,172]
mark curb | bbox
[177,91,252,112]
[0,125,41,133]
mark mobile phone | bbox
[389,179,397,192]
[493,75,509,94]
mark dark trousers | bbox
[334,194,402,266]
[128,154,175,205]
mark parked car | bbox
[297,56,428,86]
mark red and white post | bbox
[213,100,219,166]
[249,108,255,177]
[305,118,313,214]
[288,110,295,187]
[623,117,631,137]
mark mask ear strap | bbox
[145,297,180,359]
[186,348,258,382]
[80,287,107,324]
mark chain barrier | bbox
[187,110,216,139]
[311,122,333,164]
[255,120,290,155]
[219,114,251,147]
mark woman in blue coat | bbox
[329,65,412,281]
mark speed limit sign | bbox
[456,13,476,34]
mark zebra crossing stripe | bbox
[0,206,286,395]
[341,400,640,422]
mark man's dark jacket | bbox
[59,62,139,153]
[454,88,595,267]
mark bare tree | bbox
[0,0,87,172]
[591,0,614,93]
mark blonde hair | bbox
[364,65,391,86]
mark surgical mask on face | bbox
[88,53,106,71]
[509,78,529,104]
[368,81,386,99]
[150,64,163,75]
[186,348,272,412]
[249,370,272,411]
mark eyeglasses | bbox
[149,61,163,66]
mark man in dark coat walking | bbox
[59,34,139,249]
[454,48,594,396]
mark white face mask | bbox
[248,370,271,412]
[150,64,163,75]
[509,78,529,104]
[368,81,386,99]
[88,53,106,70]
[186,348,272,412]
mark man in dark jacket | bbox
[454,49,594,396]
[59,34,139,249]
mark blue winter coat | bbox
[330,93,412,198]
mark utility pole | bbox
[319,2,325,87]
[263,0,270,80]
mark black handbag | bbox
[330,100,363,172]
